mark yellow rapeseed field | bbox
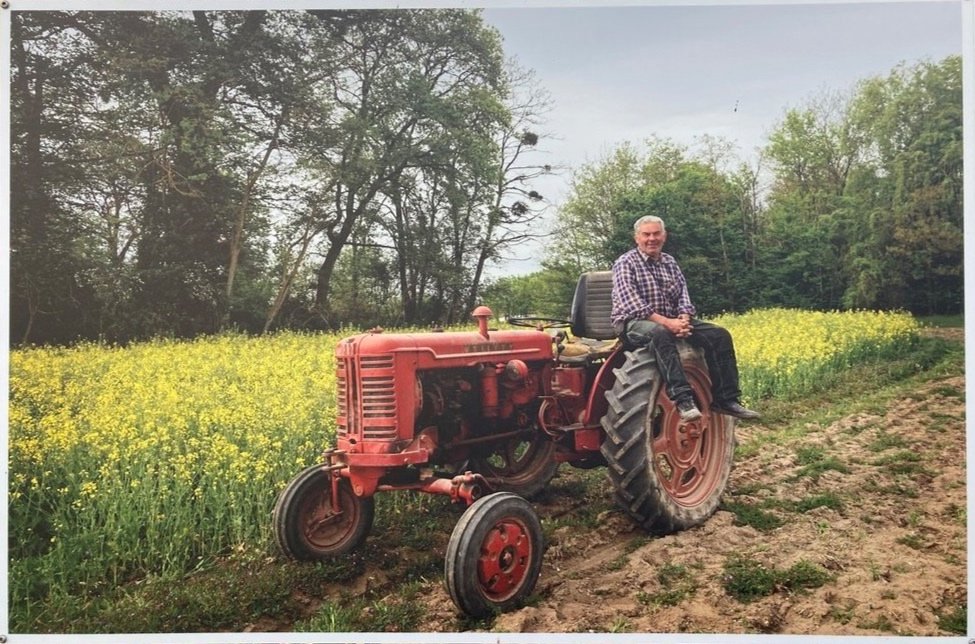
[714,308,921,401]
[7,310,919,615]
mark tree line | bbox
[486,54,962,321]
[9,9,962,346]
[10,9,552,345]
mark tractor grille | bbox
[337,353,398,441]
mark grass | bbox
[867,431,909,452]
[870,450,932,477]
[637,563,699,607]
[791,445,851,481]
[936,605,967,635]
[722,501,784,532]
[722,557,832,603]
[917,313,964,328]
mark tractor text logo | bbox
[465,342,514,353]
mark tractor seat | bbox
[558,271,619,364]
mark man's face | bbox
[634,221,667,258]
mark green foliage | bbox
[9,9,527,344]
[791,493,843,513]
[637,563,699,607]
[936,605,967,635]
[297,597,425,633]
[722,501,784,532]
[793,446,851,480]
[722,557,831,603]
[481,263,578,319]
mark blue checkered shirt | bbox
[611,249,696,329]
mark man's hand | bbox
[657,314,692,338]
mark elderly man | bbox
[611,214,759,421]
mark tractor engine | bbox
[332,315,553,496]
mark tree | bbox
[304,10,507,325]
[761,56,962,313]
[10,12,102,344]
[846,56,963,313]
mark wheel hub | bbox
[477,520,532,599]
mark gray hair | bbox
[633,215,666,233]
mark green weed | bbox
[606,553,629,571]
[825,598,857,624]
[858,614,897,633]
[896,532,926,550]
[640,563,698,607]
[609,616,632,633]
[937,605,967,634]
[722,557,831,603]
[870,450,932,477]
[722,501,784,532]
[791,493,843,513]
[867,432,909,452]
[793,446,850,480]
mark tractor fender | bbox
[581,345,628,426]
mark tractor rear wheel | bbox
[599,345,735,534]
[469,431,559,499]
[273,464,374,560]
[445,492,544,618]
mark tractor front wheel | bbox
[445,492,544,618]
[599,345,735,534]
[273,464,374,560]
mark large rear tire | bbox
[445,492,544,618]
[599,345,735,533]
[273,464,374,560]
[469,431,559,499]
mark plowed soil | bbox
[410,330,966,636]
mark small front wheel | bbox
[273,464,374,560]
[445,492,544,618]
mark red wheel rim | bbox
[298,484,358,550]
[476,517,534,601]
[650,362,729,507]
[479,435,551,483]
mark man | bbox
[611,215,759,421]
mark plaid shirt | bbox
[611,249,696,328]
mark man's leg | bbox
[684,320,741,404]
[624,319,694,404]
[687,319,759,419]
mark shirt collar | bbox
[637,248,666,264]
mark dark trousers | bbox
[623,318,742,405]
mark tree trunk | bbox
[226,107,287,308]
[264,226,317,333]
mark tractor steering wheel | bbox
[506,316,571,330]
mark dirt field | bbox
[410,331,967,636]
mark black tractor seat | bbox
[558,271,619,364]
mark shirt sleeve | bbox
[612,255,655,324]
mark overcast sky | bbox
[478,1,963,274]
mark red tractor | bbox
[273,271,736,617]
